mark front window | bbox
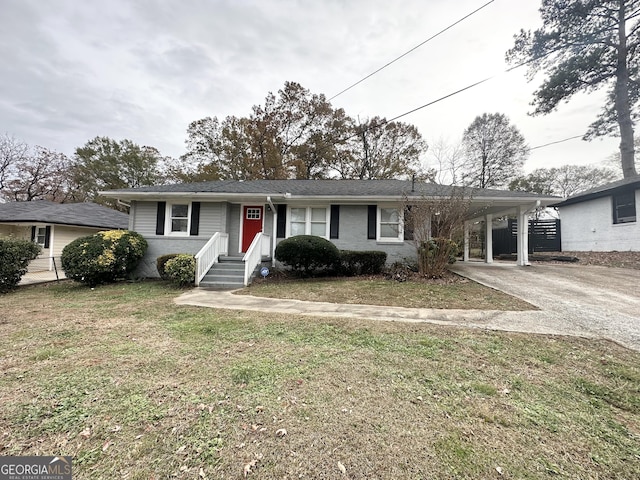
[35,227,47,247]
[288,207,328,237]
[378,207,403,242]
[613,191,636,224]
[168,204,190,234]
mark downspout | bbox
[267,196,277,266]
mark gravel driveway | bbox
[450,262,640,352]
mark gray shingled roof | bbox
[0,201,129,229]
[552,175,640,207]
[103,179,558,200]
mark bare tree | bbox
[404,189,471,278]
[425,137,466,185]
[0,137,74,203]
[509,164,620,198]
[0,134,28,193]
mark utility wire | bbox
[328,0,495,101]
[527,135,584,152]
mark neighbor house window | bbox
[167,203,191,234]
[288,207,328,237]
[378,207,403,242]
[35,227,47,247]
[613,191,636,224]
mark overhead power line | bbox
[527,135,584,152]
[328,0,495,101]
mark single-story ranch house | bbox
[0,200,129,271]
[102,180,559,287]
[552,175,640,251]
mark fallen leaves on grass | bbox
[243,454,263,477]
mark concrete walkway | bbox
[175,262,640,352]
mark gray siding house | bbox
[101,180,559,286]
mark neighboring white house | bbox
[0,201,129,271]
[552,176,640,251]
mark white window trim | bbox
[286,206,330,238]
[377,205,404,243]
[165,202,191,236]
[35,226,48,247]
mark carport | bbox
[462,193,559,266]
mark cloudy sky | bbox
[1,0,622,175]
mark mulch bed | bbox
[534,251,640,269]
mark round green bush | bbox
[275,235,340,276]
[0,238,41,293]
[156,253,180,279]
[61,230,148,286]
[164,254,196,286]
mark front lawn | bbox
[239,275,535,310]
[0,281,638,479]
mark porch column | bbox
[484,214,493,264]
[49,225,55,271]
[271,208,277,266]
[463,221,470,262]
[516,207,530,266]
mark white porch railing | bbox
[194,232,229,286]
[242,232,271,286]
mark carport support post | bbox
[516,206,530,266]
[484,214,493,264]
[463,221,470,262]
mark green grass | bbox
[0,281,638,479]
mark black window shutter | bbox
[31,226,36,242]
[44,226,51,248]
[276,204,287,238]
[156,201,166,235]
[330,205,340,239]
[367,205,377,240]
[190,202,200,236]
[404,206,414,241]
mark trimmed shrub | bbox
[164,254,196,286]
[0,239,41,293]
[61,230,147,286]
[339,250,387,276]
[275,235,340,276]
[156,253,180,279]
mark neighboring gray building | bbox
[552,176,640,252]
[101,179,559,286]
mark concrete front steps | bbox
[199,256,270,289]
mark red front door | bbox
[241,206,264,252]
